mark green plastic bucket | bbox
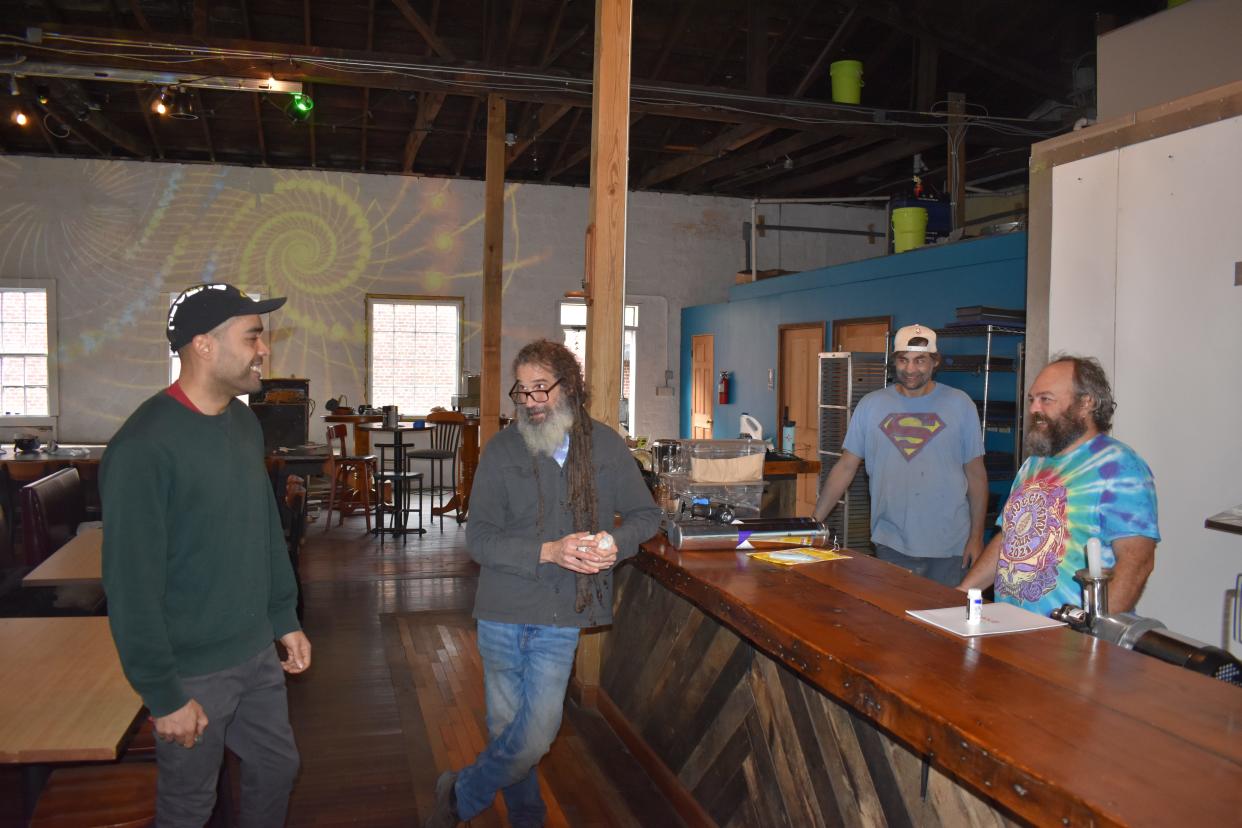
[829,60,864,104]
[892,207,928,253]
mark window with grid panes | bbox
[367,297,462,413]
[559,301,638,432]
[0,284,53,416]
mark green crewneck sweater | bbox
[101,391,300,717]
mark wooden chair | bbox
[404,410,465,530]
[30,763,157,828]
[20,467,86,568]
[6,460,51,549]
[323,424,376,534]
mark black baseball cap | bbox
[167,283,287,351]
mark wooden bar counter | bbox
[596,536,1242,827]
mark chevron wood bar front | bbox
[598,537,1242,828]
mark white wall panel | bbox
[1049,152,1120,373]
[1113,116,1242,645]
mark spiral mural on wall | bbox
[0,155,547,439]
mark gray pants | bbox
[154,645,300,828]
[874,544,964,588]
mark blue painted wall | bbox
[679,233,1028,442]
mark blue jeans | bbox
[454,620,580,827]
[874,543,964,588]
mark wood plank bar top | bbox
[0,617,142,764]
[634,536,1242,828]
[22,527,103,587]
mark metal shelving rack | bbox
[817,351,887,551]
[937,324,1026,479]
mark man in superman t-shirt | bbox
[812,324,987,587]
[961,355,1160,615]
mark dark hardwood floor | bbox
[3,499,682,827]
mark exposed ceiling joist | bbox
[768,137,942,196]
[640,4,859,192]
[543,107,582,183]
[719,134,880,191]
[679,130,824,190]
[637,123,776,190]
[192,0,208,39]
[390,0,455,61]
[507,102,572,167]
[49,78,151,157]
[403,91,446,172]
[15,27,1056,147]
[854,0,1064,102]
[127,0,150,33]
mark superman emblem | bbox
[879,413,946,460]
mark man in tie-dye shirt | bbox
[961,355,1159,616]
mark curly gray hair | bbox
[1048,353,1116,433]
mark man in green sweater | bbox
[102,283,311,826]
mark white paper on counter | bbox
[906,603,1066,638]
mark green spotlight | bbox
[289,92,314,118]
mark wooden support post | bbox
[479,94,505,450]
[948,91,967,231]
[575,0,633,709]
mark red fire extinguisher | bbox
[717,371,730,405]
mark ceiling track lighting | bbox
[153,86,197,120]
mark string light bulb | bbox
[12,110,28,127]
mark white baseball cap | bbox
[894,324,937,353]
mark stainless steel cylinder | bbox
[668,518,829,551]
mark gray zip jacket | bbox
[466,419,661,627]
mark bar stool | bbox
[323,424,376,533]
[403,411,464,530]
[373,442,424,539]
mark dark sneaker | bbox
[423,770,459,828]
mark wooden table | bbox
[23,527,103,587]
[0,445,106,468]
[0,617,142,764]
[602,538,1242,827]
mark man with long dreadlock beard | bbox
[425,339,662,828]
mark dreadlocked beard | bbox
[529,402,601,619]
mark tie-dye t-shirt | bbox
[995,434,1160,617]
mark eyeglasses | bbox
[508,379,562,404]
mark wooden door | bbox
[691,335,714,438]
[778,324,824,515]
[833,317,890,353]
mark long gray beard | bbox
[516,402,574,457]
